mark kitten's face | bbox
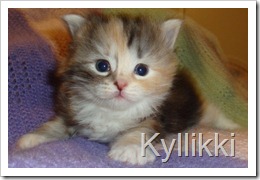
[63,14,181,110]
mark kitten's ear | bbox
[161,19,183,49]
[62,14,86,36]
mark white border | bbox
[0,0,255,8]
[1,0,256,177]
[247,0,257,175]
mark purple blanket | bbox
[8,9,247,168]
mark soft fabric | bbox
[175,19,248,127]
[8,8,248,168]
[8,8,56,147]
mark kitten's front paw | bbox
[16,133,48,150]
[108,143,156,165]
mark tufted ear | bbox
[161,19,183,49]
[62,14,86,36]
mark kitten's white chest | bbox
[73,102,149,142]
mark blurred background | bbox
[184,8,248,69]
[170,8,248,69]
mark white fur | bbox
[108,120,157,165]
[200,103,240,130]
[109,139,156,165]
[71,91,167,142]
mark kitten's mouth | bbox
[114,91,131,102]
[98,91,134,103]
[115,92,126,100]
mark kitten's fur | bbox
[17,13,238,165]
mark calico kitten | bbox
[17,13,238,165]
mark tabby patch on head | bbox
[62,14,182,112]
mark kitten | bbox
[17,13,238,165]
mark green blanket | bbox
[104,8,248,127]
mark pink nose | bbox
[114,79,128,91]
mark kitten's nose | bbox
[114,79,128,91]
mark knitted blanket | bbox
[8,8,248,169]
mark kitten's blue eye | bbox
[96,59,110,72]
[134,63,149,76]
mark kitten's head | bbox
[62,13,182,111]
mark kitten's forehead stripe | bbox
[120,16,153,59]
[127,28,135,48]
[120,16,141,49]
[137,46,143,59]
